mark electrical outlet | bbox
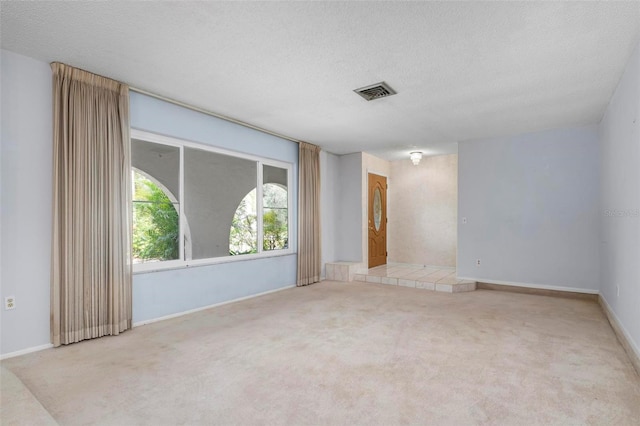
[5,296,16,310]
[476,259,481,266]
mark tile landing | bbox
[354,263,476,293]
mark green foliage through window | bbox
[263,184,288,251]
[132,171,179,262]
[229,195,257,255]
[230,184,288,255]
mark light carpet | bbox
[2,281,639,425]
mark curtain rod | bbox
[128,86,301,144]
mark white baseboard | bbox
[458,276,599,294]
[133,284,296,327]
[598,295,640,376]
[0,343,54,360]
[0,286,297,359]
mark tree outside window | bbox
[132,171,179,263]
[230,184,288,255]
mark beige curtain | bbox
[50,63,132,347]
[297,142,321,286]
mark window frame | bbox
[131,129,294,274]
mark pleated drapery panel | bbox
[297,142,321,286]
[50,63,132,347]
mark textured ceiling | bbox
[2,1,639,159]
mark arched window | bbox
[132,169,192,263]
[229,189,258,255]
[230,183,288,255]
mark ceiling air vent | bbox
[354,81,397,101]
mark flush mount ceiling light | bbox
[353,81,397,101]
[410,151,423,166]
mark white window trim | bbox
[131,128,295,274]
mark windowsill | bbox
[133,250,296,275]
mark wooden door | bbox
[368,173,387,268]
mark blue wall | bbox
[1,50,53,355]
[598,40,640,359]
[130,93,298,323]
[458,126,600,292]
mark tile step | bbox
[354,274,476,293]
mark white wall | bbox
[599,40,640,357]
[320,151,340,277]
[458,126,601,292]
[1,50,53,355]
[389,155,458,267]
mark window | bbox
[131,130,293,272]
[132,169,180,263]
[230,181,289,255]
[229,189,258,255]
[262,181,288,251]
